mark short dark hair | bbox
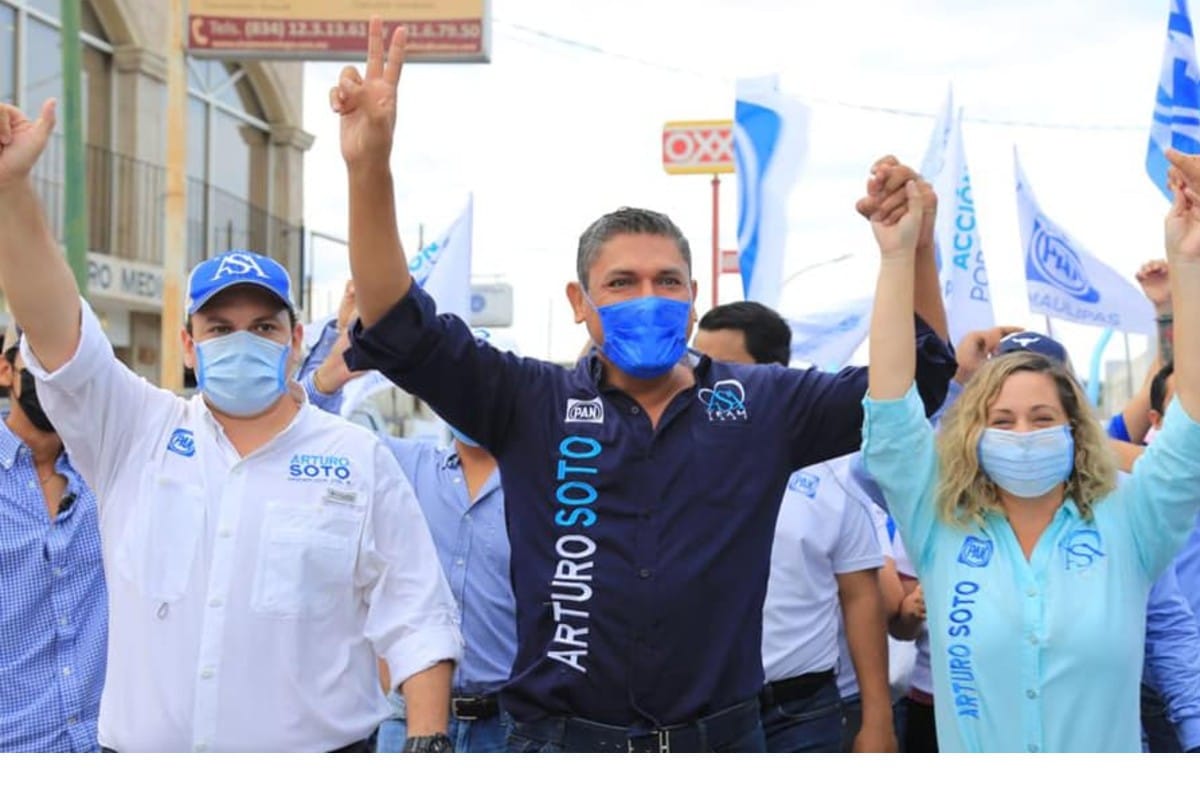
[575,207,691,289]
[1150,361,1175,415]
[697,301,792,366]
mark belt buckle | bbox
[628,729,671,753]
[451,697,478,721]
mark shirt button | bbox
[62,667,72,676]
[630,406,641,415]
[219,528,232,538]
[1026,587,1038,597]
[456,558,465,566]
[1028,634,1039,645]
[638,568,652,579]
[201,668,215,679]
[209,598,223,608]
[194,743,208,752]
[67,716,77,725]
[53,567,64,577]
[1027,744,1039,753]
[1026,689,1038,699]
[464,513,472,522]
[59,616,69,626]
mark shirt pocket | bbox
[251,499,364,618]
[116,475,205,602]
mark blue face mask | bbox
[449,425,481,448]
[586,292,692,379]
[977,425,1074,498]
[195,331,290,417]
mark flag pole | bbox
[711,173,720,309]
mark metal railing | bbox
[29,136,302,285]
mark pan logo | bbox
[1026,218,1100,303]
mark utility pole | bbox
[60,0,88,296]
[160,0,187,391]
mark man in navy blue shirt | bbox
[329,19,955,752]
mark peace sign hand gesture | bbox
[331,17,407,168]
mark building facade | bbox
[0,0,311,383]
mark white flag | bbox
[1014,151,1154,334]
[409,194,473,319]
[788,295,873,370]
[920,89,995,344]
[734,76,810,307]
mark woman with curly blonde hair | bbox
[859,160,1200,752]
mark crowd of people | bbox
[1,18,1199,753]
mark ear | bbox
[690,279,699,301]
[566,282,589,325]
[288,322,305,374]
[1148,409,1164,432]
[180,327,197,372]
[0,355,13,391]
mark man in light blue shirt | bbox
[301,323,516,753]
[0,329,106,752]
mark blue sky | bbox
[302,0,1171,369]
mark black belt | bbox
[510,697,760,753]
[451,694,500,721]
[758,669,836,709]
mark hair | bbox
[1150,361,1176,415]
[575,207,691,289]
[935,350,1117,527]
[697,301,792,366]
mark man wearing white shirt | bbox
[0,98,462,753]
[693,302,896,752]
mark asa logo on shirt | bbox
[787,471,820,498]
[957,535,994,568]
[1061,528,1105,571]
[167,428,196,457]
[565,397,604,424]
[698,379,748,422]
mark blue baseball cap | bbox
[186,250,294,315]
[996,331,1069,366]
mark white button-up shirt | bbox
[23,302,462,752]
[762,455,884,683]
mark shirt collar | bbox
[575,348,709,389]
[0,413,21,470]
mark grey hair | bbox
[575,207,692,289]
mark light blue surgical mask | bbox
[586,292,692,379]
[195,331,290,417]
[977,425,1074,498]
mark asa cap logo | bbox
[698,378,749,422]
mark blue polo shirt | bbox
[347,283,954,727]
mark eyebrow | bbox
[989,404,1060,415]
[200,313,284,326]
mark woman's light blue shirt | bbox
[863,385,1200,752]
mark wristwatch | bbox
[402,733,454,753]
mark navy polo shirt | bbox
[348,283,955,728]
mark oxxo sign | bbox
[661,120,735,175]
[87,253,164,309]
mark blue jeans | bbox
[376,693,513,753]
[1141,683,1182,753]
[761,677,842,753]
[507,699,766,753]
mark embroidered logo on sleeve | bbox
[787,471,820,498]
[957,535,994,568]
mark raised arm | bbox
[860,156,949,343]
[867,179,924,400]
[331,18,412,326]
[1164,153,1200,420]
[0,100,82,370]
